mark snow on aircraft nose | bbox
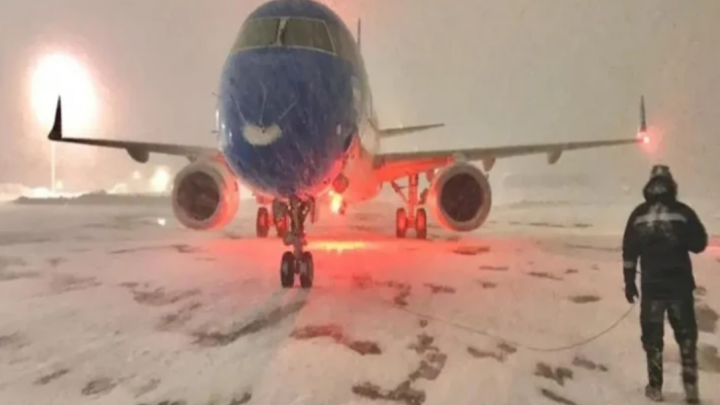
[218,49,355,198]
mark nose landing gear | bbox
[279,196,315,289]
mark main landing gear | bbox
[390,174,428,239]
[256,200,289,238]
[279,196,315,289]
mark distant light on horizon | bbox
[150,166,171,193]
[109,183,129,194]
[30,52,98,135]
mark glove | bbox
[625,282,639,303]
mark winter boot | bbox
[684,382,700,404]
[645,385,664,402]
[678,337,700,404]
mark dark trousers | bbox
[640,296,698,389]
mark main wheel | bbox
[298,252,314,289]
[256,207,270,238]
[396,208,408,238]
[275,214,289,238]
[280,252,295,288]
[415,208,428,240]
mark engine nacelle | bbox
[171,159,239,230]
[428,163,492,232]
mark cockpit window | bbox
[232,18,335,55]
[325,23,360,68]
[279,19,334,53]
[233,18,280,51]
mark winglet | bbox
[639,95,647,133]
[357,19,362,50]
[48,97,63,141]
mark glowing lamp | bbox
[31,53,97,134]
[330,193,343,214]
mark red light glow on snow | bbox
[307,240,371,252]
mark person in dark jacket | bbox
[622,164,708,403]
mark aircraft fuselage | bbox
[217,0,380,203]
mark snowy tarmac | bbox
[0,200,718,405]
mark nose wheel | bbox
[298,252,314,288]
[279,196,315,289]
[280,251,313,288]
[280,252,295,287]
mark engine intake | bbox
[428,163,492,232]
[171,159,239,230]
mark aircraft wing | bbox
[373,137,642,182]
[47,98,218,163]
[368,114,445,139]
[377,123,445,139]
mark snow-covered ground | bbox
[0,200,718,405]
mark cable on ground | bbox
[374,294,636,353]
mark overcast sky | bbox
[1,0,718,199]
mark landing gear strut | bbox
[272,199,289,238]
[391,174,428,239]
[279,196,315,289]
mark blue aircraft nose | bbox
[218,48,356,199]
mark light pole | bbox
[50,142,57,193]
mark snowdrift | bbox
[11,190,170,206]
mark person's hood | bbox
[643,175,677,204]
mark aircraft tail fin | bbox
[357,19,362,50]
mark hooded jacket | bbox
[622,174,707,299]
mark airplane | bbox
[46,0,648,289]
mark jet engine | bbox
[427,163,492,232]
[171,159,239,230]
